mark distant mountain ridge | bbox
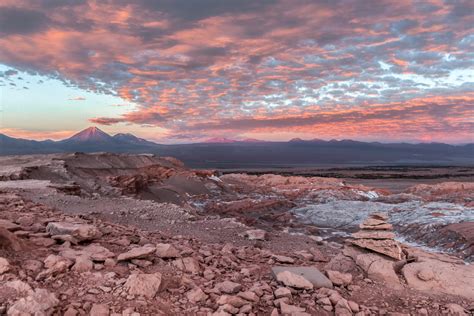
[0,127,473,167]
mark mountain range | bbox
[1,127,472,168]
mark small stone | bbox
[272,255,295,264]
[217,295,248,308]
[274,287,292,299]
[90,304,109,316]
[244,229,267,241]
[237,291,259,302]
[123,273,162,298]
[72,257,93,273]
[0,257,11,274]
[117,246,156,261]
[186,287,208,303]
[171,257,200,273]
[276,271,313,290]
[46,222,101,241]
[280,302,308,315]
[215,281,242,294]
[155,243,180,258]
[326,270,353,286]
[8,289,59,315]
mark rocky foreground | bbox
[0,153,473,315]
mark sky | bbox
[0,0,473,144]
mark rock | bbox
[82,244,115,261]
[326,270,352,286]
[272,266,333,289]
[237,291,259,302]
[8,288,59,315]
[244,229,267,241]
[274,287,292,299]
[348,301,360,313]
[215,281,242,294]
[60,244,115,262]
[272,255,295,264]
[4,280,33,295]
[0,257,10,274]
[275,271,313,290]
[117,245,156,261]
[23,259,43,275]
[349,238,402,260]
[51,234,79,245]
[370,212,389,221]
[335,298,352,315]
[351,231,395,240]
[0,219,21,231]
[46,222,101,241]
[402,259,474,301]
[280,302,309,315]
[216,295,248,308]
[0,227,23,251]
[359,223,393,230]
[72,256,93,273]
[171,257,200,273]
[124,273,162,298]
[64,307,79,316]
[155,243,180,258]
[361,218,387,227]
[90,304,110,316]
[354,253,401,289]
[444,303,467,315]
[186,287,208,303]
[417,268,435,281]
[30,237,56,247]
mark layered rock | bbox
[349,213,403,260]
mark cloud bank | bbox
[0,0,473,142]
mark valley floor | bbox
[0,153,473,315]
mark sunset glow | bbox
[0,0,473,143]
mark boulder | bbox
[272,266,333,289]
[402,259,474,301]
[354,253,401,289]
[155,243,180,258]
[46,222,101,241]
[117,245,156,261]
[326,270,352,286]
[124,273,162,298]
[8,288,59,315]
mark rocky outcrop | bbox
[349,213,403,260]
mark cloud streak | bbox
[0,0,473,142]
